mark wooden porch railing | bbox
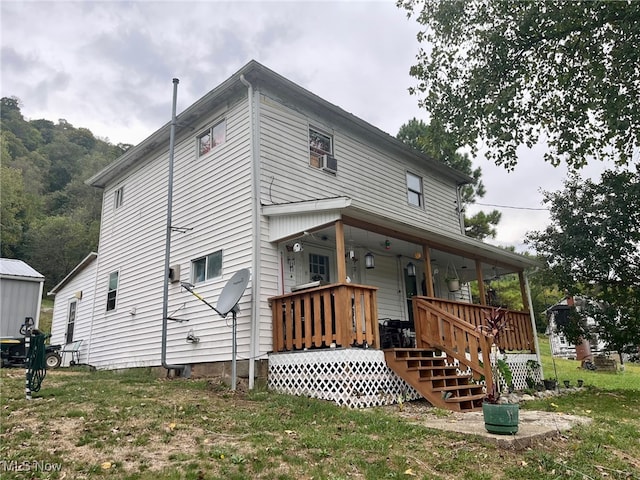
[269,283,379,352]
[418,297,536,353]
[413,297,494,387]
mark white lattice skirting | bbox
[503,353,543,391]
[268,349,421,409]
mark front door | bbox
[404,267,418,325]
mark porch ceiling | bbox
[264,199,540,278]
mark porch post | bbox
[523,271,543,376]
[423,244,434,297]
[475,259,487,305]
[518,271,529,310]
[335,220,347,283]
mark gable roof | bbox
[87,60,472,189]
[0,258,44,282]
[48,252,98,295]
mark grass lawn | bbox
[1,338,639,480]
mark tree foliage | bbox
[397,118,501,239]
[398,0,640,170]
[527,167,640,357]
[0,96,124,290]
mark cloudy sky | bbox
[1,0,612,252]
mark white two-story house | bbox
[50,61,540,411]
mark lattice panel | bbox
[268,349,420,408]
[504,354,542,390]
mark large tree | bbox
[527,168,640,362]
[397,118,501,239]
[398,0,640,170]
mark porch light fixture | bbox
[406,262,416,277]
[365,252,375,269]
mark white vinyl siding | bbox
[88,96,255,369]
[259,94,460,234]
[49,256,98,366]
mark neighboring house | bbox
[546,296,606,361]
[48,253,98,366]
[51,61,540,411]
[0,258,44,337]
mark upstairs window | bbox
[198,119,226,157]
[191,250,223,284]
[114,186,124,209]
[106,271,119,311]
[309,127,333,169]
[406,172,423,207]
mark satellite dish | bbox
[216,268,250,316]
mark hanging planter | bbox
[445,262,460,292]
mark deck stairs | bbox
[384,348,485,412]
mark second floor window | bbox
[309,127,332,169]
[192,250,223,284]
[114,186,124,209]
[406,172,423,207]
[198,119,226,157]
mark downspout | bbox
[523,270,543,380]
[456,183,466,235]
[240,74,260,389]
[161,78,188,377]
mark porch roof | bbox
[263,198,540,272]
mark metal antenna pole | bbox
[161,78,189,378]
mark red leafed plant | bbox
[476,308,513,403]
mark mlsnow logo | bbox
[0,460,63,472]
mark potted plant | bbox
[477,307,519,435]
[445,262,460,292]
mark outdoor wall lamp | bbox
[406,262,416,277]
[365,252,375,269]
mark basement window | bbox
[191,250,223,284]
[198,119,226,157]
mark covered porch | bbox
[266,204,540,410]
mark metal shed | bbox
[0,259,45,337]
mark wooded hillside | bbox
[1,96,128,291]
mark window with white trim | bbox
[66,300,77,343]
[309,127,333,169]
[197,119,226,157]
[406,172,423,207]
[191,250,223,284]
[106,271,119,311]
[309,253,330,282]
[114,186,124,209]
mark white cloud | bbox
[0,0,613,248]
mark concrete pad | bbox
[407,410,592,450]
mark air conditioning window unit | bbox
[321,154,338,174]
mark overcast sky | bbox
[1,0,613,252]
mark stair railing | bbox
[413,297,493,389]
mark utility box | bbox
[0,259,45,337]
